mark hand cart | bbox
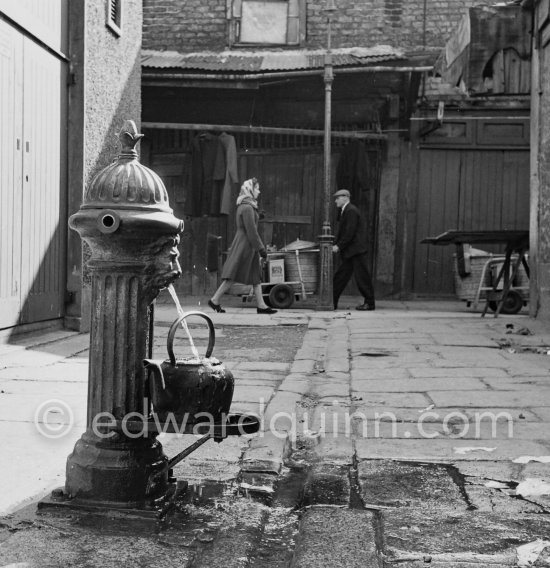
[233,249,319,309]
[421,230,530,317]
[471,255,529,315]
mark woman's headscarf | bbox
[236,178,259,208]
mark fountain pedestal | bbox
[55,121,184,509]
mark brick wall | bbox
[143,0,497,53]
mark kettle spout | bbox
[143,359,170,411]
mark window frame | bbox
[228,0,306,47]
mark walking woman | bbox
[208,178,277,314]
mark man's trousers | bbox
[333,252,375,308]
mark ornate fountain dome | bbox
[83,120,172,212]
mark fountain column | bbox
[62,120,184,506]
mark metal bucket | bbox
[283,249,319,293]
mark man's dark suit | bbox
[333,202,375,309]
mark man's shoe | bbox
[356,303,375,311]
[257,307,277,314]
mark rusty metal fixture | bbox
[143,312,234,423]
[63,120,184,506]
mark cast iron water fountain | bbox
[44,120,258,516]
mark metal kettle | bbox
[143,311,234,423]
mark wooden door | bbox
[412,147,530,295]
[0,13,67,329]
[19,36,67,323]
[0,20,24,327]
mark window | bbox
[229,0,305,46]
[106,0,122,36]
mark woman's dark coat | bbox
[221,203,265,284]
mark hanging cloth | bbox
[336,140,370,194]
[190,132,218,216]
[213,132,239,216]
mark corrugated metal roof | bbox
[142,46,405,73]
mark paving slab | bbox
[351,420,531,440]
[343,406,538,424]
[277,375,311,394]
[0,421,82,515]
[357,461,465,509]
[531,407,550,420]
[231,385,277,406]
[231,361,290,372]
[483,375,550,390]
[241,431,290,474]
[408,367,509,378]
[309,435,354,465]
[311,381,350,398]
[355,438,550,462]
[290,359,316,373]
[291,507,378,568]
[353,392,432,408]
[428,389,550,408]
[324,357,349,373]
[309,403,354,435]
[262,391,303,432]
[350,337,435,349]
[0,361,88,382]
[350,367,412,379]
[351,377,487,392]
[382,509,550,565]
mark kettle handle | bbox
[167,311,215,365]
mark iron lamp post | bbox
[317,0,337,311]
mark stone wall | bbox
[84,0,143,186]
[529,0,550,319]
[143,0,496,52]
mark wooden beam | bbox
[142,121,387,140]
[262,215,312,224]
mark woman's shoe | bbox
[257,307,277,314]
[208,299,226,313]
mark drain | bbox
[359,351,392,357]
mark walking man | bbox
[332,189,376,311]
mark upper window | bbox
[229,0,305,46]
[106,0,122,36]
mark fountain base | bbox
[38,480,188,521]
[63,430,170,505]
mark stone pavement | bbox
[1,297,550,566]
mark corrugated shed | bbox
[142,46,406,72]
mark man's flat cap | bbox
[333,189,350,198]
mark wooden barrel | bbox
[283,250,319,293]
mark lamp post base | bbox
[316,222,334,311]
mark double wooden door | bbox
[0,17,67,328]
[411,147,530,296]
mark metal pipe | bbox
[410,115,530,121]
[142,64,433,83]
[323,22,334,227]
[142,121,388,140]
